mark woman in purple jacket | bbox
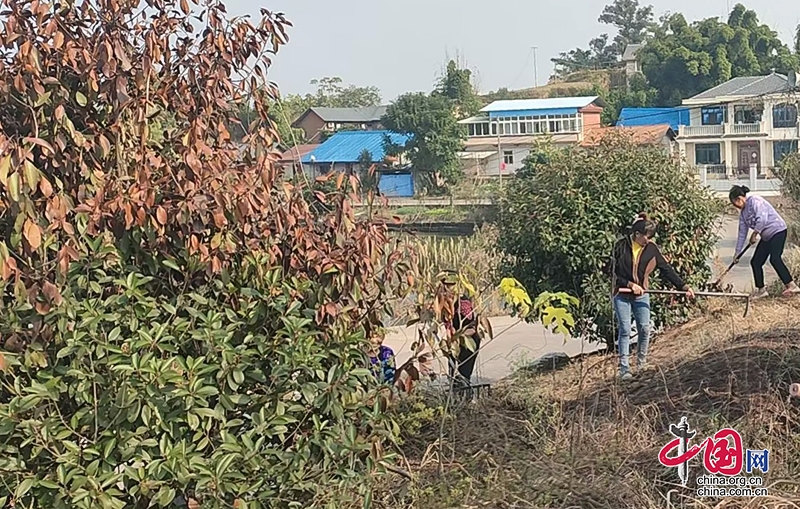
[730,185,800,298]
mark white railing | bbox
[679,123,764,137]
[680,125,723,137]
[729,123,762,135]
[696,165,781,194]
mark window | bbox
[773,140,798,164]
[701,106,726,125]
[468,122,491,136]
[733,106,761,124]
[695,143,721,165]
[503,151,514,165]
[492,113,580,136]
[773,103,798,128]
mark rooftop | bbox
[617,107,690,131]
[292,106,388,126]
[279,144,319,164]
[301,130,411,164]
[580,124,675,147]
[685,73,793,103]
[479,96,603,113]
[621,43,643,62]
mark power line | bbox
[506,48,534,91]
[614,87,797,125]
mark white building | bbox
[621,44,643,77]
[458,96,605,176]
[677,72,799,194]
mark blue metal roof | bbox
[302,130,411,164]
[617,107,690,131]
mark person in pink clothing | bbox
[729,185,800,298]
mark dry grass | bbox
[382,299,800,508]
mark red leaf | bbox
[42,281,63,305]
[1,257,17,281]
[212,209,226,228]
[23,219,42,250]
[39,177,53,197]
[156,206,167,225]
[23,137,54,155]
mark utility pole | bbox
[532,46,539,88]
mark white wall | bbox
[481,147,531,176]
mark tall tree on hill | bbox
[639,6,800,105]
[551,36,619,78]
[307,76,382,108]
[598,0,654,51]
[433,60,482,117]
[551,0,653,78]
[795,24,800,54]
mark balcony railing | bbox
[680,125,723,137]
[696,165,781,193]
[679,123,765,137]
[729,123,761,135]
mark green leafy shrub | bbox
[777,152,800,205]
[496,137,723,347]
[0,0,411,507]
[1,240,400,508]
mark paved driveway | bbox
[712,214,774,292]
[384,214,777,383]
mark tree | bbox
[551,38,618,78]
[639,6,800,105]
[598,74,658,124]
[551,0,653,78]
[307,77,381,108]
[433,60,482,118]
[795,23,800,54]
[382,62,479,194]
[598,0,654,51]
[382,93,465,194]
[0,0,409,507]
[236,77,382,147]
[496,138,722,350]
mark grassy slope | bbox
[387,296,800,509]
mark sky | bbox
[226,0,800,102]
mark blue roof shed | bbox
[301,130,411,164]
[617,107,690,131]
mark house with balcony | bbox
[458,96,605,176]
[675,72,798,194]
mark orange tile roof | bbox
[581,124,674,147]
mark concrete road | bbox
[711,214,775,292]
[384,213,781,384]
[383,315,602,385]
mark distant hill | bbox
[480,69,612,103]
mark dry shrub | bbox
[386,299,800,509]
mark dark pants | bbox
[448,333,481,389]
[751,229,793,288]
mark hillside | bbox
[481,70,611,102]
[384,298,800,508]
